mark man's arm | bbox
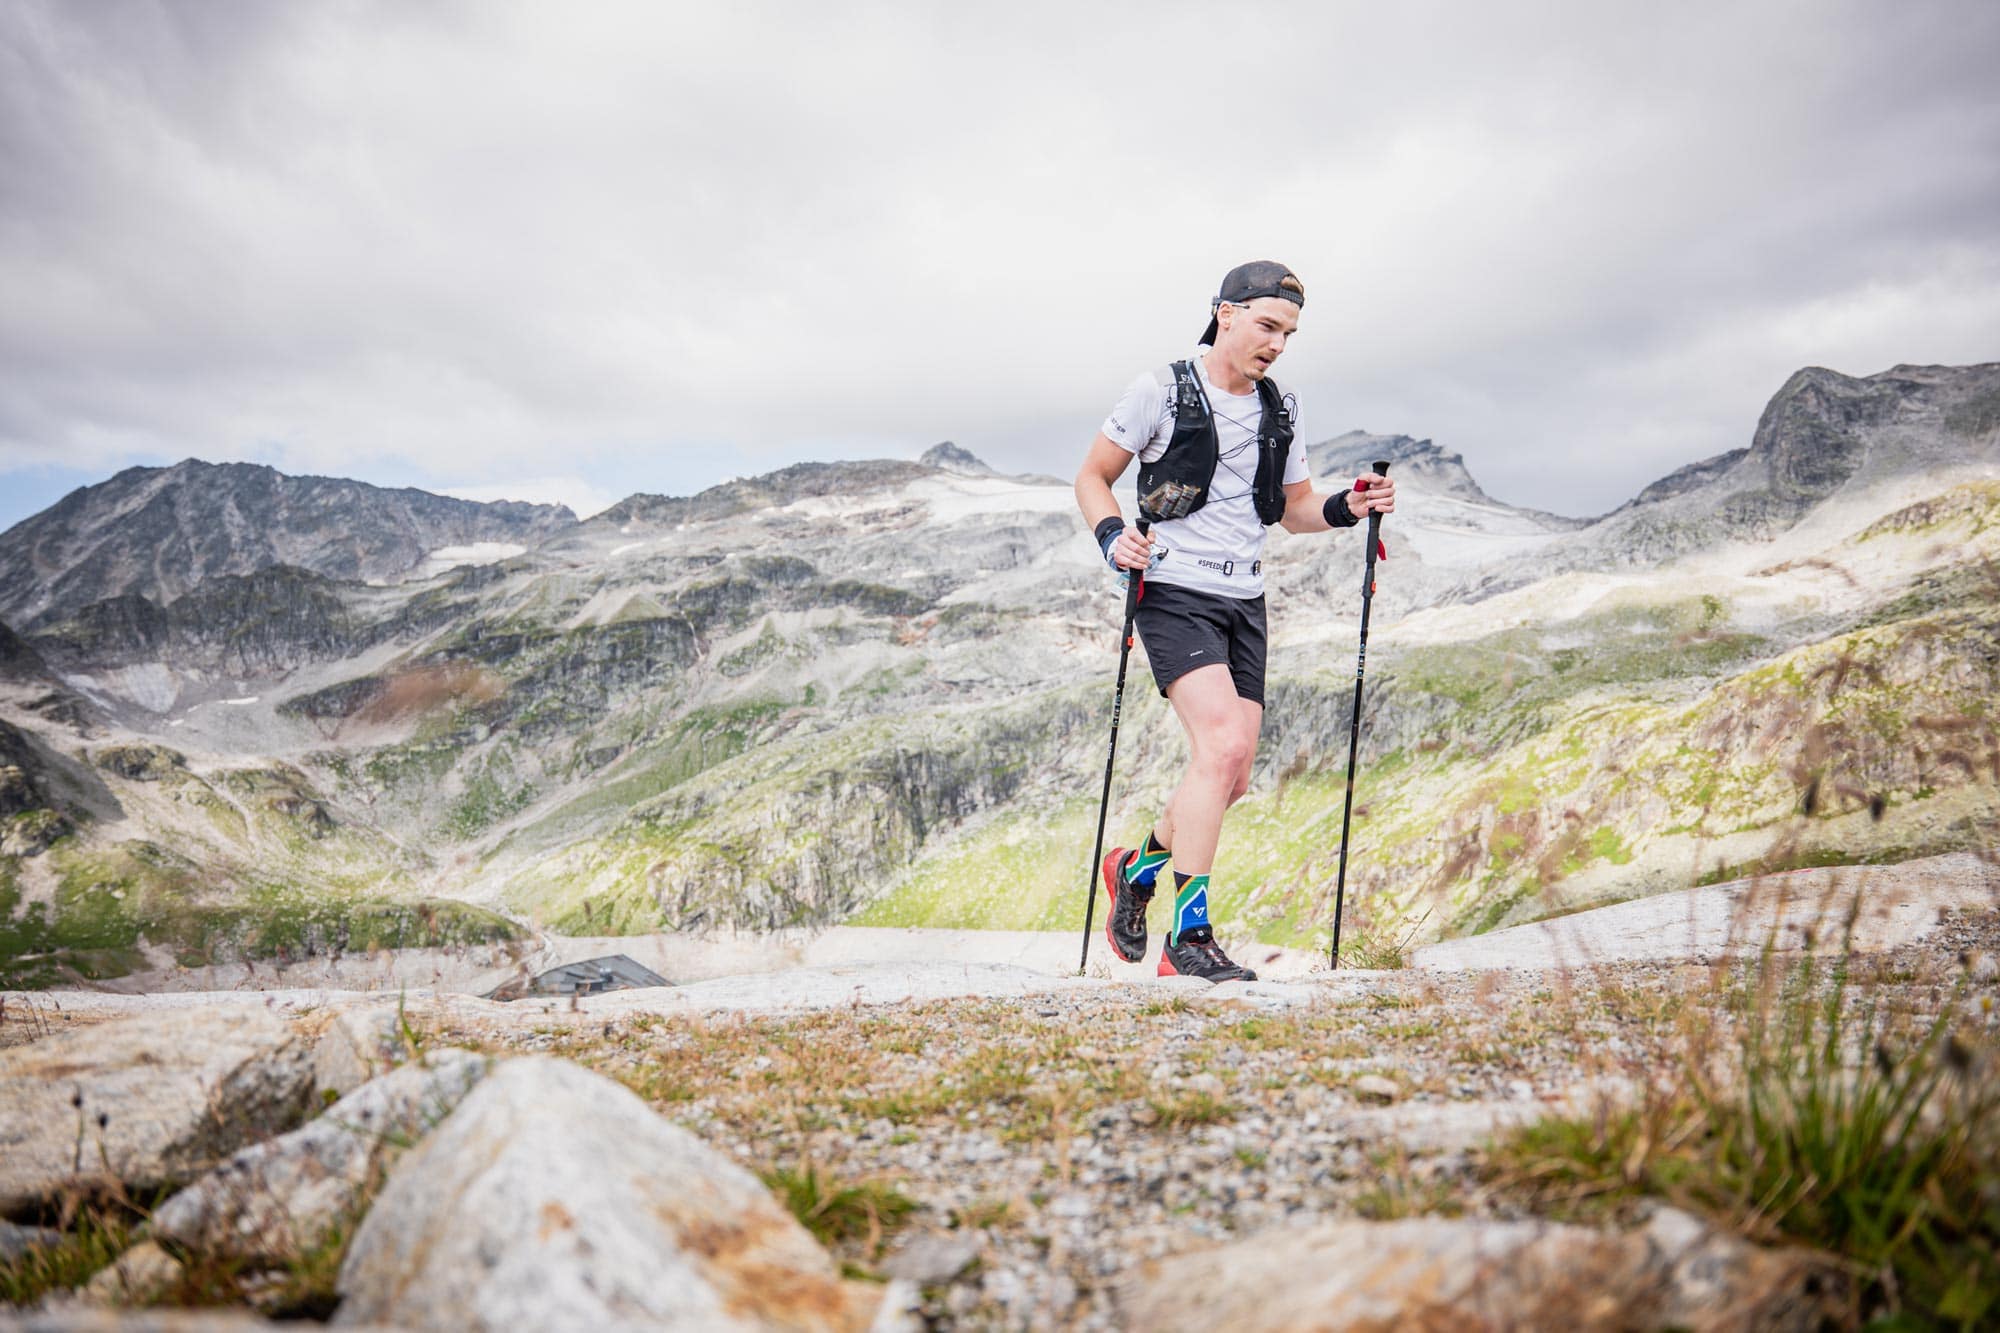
[1278,474,1397,533]
[1075,433,1154,570]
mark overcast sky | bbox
[3,0,1996,534]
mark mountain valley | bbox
[2,363,1997,986]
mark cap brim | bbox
[1198,316,1218,348]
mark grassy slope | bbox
[848,800,1102,932]
[1236,600,1997,948]
[856,546,1999,949]
[0,750,521,988]
[494,683,1105,935]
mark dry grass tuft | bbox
[759,1162,915,1256]
[1484,805,2000,1327]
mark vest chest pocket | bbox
[1139,360,1293,526]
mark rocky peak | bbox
[1735,362,2000,501]
[0,619,51,683]
[918,441,994,475]
[1739,367,1893,502]
[1517,361,2000,585]
[1619,449,1751,511]
[26,564,369,687]
[0,459,577,632]
[1307,432,1586,531]
[0,617,97,732]
[590,459,933,530]
[1308,433,1497,504]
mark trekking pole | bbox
[1330,461,1391,969]
[1079,519,1147,972]
[1080,482,1197,975]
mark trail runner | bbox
[1073,260,1397,982]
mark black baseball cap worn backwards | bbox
[1198,260,1305,347]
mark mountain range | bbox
[1,363,1996,986]
[0,459,575,632]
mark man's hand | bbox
[1346,474,1397,519]
[1106,524,1156,571]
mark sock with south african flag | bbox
[1121,832,1170,889]
[1167,870,1210,945]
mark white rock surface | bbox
[1413,853,1999,970]
[1323,1085,1623,1154]
[1121,1214,1834,1331]
[2,1313,406,1331]
[0,1219,64,1262]
[0,1008,313,1212]
[2,964,1357,1036]
[153,1048,488,1261]
[607,959,1076,1013]
[880,1230,983,1287]
[308,1003,411,1097]
[77,1240,184,1307]
[90,926,1322,997]
[333,1056,886,1331]
[17,856,1992,1047]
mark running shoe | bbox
[1157,927,1257,983]
[1100,847,1153,963]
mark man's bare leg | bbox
[1131,664,1264,980]
[1154,664,1263,874]
[1103,664,1264,975]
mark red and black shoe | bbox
[1157,928,1257,983]
[1100,847,1153,963]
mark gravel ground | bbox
[412,907,2000,1331]
[5,867,1994,1330]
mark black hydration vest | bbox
[1135,360,1295,525]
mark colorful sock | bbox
[1169,870,1210,944]
[1123,832,1170,889]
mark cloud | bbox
[1,0,1995,521]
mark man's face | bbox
[1216,295,1300,382]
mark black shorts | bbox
[1134,580,1268,704]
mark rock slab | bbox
[0,1219,64,1261]
[77,1239,184,1307]
[0,1008,313,1212]
[333,1056,885,1332]
[308,1003,412,1098]
[0,1309,409,1331]
[1122,1211,1836,1332]
[0,1314,300,1332]
[153,1048,488,1261]
[880,1230,982,1287]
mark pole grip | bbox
[1360,459,1388,587]
[1123,518,1150,619]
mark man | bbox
[1073,260,1397,982]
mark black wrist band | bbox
[1324,491,1362,528]
[1093,516,1126,546]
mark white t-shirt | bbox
[1101,353,1310,599]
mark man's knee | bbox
[1223,715,1259,804]
[1194,731,1253,782]
[1227,742,1260,804]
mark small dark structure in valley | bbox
[488,955,670,1001]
